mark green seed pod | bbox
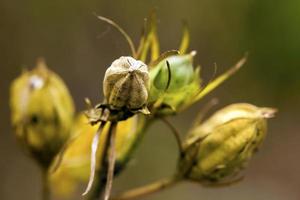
[148,52,201,115]
[152,53,195,91]
[10,59,75,168]
[179,103,276,184]
[103,56,149,111]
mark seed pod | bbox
[148,52,201,115]
[179,103,276,184]
[152,53,195,91]
[103,56,149,111]
[10,59,74,168]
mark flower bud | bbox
[179,103,276,184]
[148,52,201,115]
[103,56,149,111]
[152,53,195,91]
[10,59,74,168]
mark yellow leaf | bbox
[179,21,190,54]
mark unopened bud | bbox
[179,103,276,184]
[152,53,195,91]
[10,59,74,168]
[148,52,201,115]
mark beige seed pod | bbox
[103,56,149,111]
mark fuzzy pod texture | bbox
[180,103,276,183]
[103,56,149,110]
[10,59,74,168]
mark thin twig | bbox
[192,98,219,128]
[161,118,184,155]
[94,14,137,57]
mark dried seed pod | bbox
[103,56,149,111]
[179,103,276,184]
[10,59,74,168]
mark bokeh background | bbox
[1,0,300,200]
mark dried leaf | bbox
[103,123,117,200]
[82,122,106,196]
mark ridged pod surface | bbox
[10,59,74,168]
[103,56,149,111]
[180,103,276,183]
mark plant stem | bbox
[103,122,118,200]
[87,116,155,200]
[161,118,184,155]
[41,169,50,200]
[191,98,219,128]
[112,176,180,200]
[87,123,115,200]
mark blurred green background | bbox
[1,0,300,199]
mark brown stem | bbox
[112,176,180,200]
[41,169,50,200]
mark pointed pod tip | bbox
[140,106,151,115]
[85,97,92,106]
[259,107,277,119]
[35,57,48,69]
[190,50,197,57]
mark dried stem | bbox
[87,122,115,200]
[41,169,50,200]
[103,122,118,200]
[95,15,137,57]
